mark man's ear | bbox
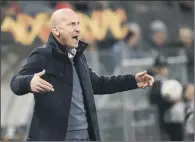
[52,26,60,37]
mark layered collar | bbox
[46,33,88,60]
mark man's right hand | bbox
[30,69,54,93]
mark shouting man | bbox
[10,8,154,141]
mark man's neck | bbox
[52,35,70,53]
[52,34,77,58]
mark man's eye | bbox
[71,23,76,26]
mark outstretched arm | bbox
[90,68,138,94]
[10,48,53,95]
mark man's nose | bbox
[75,25,80,33]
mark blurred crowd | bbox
[112,21,194,82]
[1,1,194,141]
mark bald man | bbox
[10,9,154,141]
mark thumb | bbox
[36,69,46,77]
[136,70,147,77]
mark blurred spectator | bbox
[9,2,21,14]
[148,55,194,141]
[148,20,183,57]
[178,1,194,13]
[90,1,109,10]
[185,88,194,141]
[71,1,90,13]
[1,2,21,16]
[146,20,180,57]
[147,20,169,56]
[150,20,168,48]
[147,55,171,140]
[147,55,169,78]
[179,27,194,83]
[17,1,53,16]
[112,23,146,66]
[55,2,74,10]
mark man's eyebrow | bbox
[68,21,80,24]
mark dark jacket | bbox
[10,33,138,141]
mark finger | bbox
[38,83,54,92]
[141,85,146,89]
[143,83,148,87]
[140,83,147,88]
[36,69,46,77]
[144,74,154,82]
[149,81,153,86]
[137,70,147,77]
[142,82,149,87]
[148,75,154,82]
[140,76,153,87]
[140,75,148,82]
[151,76,154,83]
[39,78,53,88]
[35,86,46,93]
[145,80,153,87]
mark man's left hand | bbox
[135,70,154,88]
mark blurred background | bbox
[1,1,194,141]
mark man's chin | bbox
[70,44,79,48]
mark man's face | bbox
[127,31,141,47]
[179,28,193,46]
[55,13,80,48]
[153,32,167,46]
[160,67,168,77]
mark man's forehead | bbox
[51,9,80,24]
[57,9,78,19]
[63,13,80,23]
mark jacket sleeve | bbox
[89,68,138,94]
[10,48,44,95]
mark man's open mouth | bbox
[72,36,79,41]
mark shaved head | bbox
[50,8,80,48]
[50,8,75,27]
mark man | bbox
[112,22,144,60]
[147,55,172,140]
[179,27,194,83]
[146,20,180,57]
[149,20,168,48]
[147,55,169,79]
[148,55,194,141]
[112,23,146,70]
[10,8,154,141]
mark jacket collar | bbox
[46,33,88,60]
